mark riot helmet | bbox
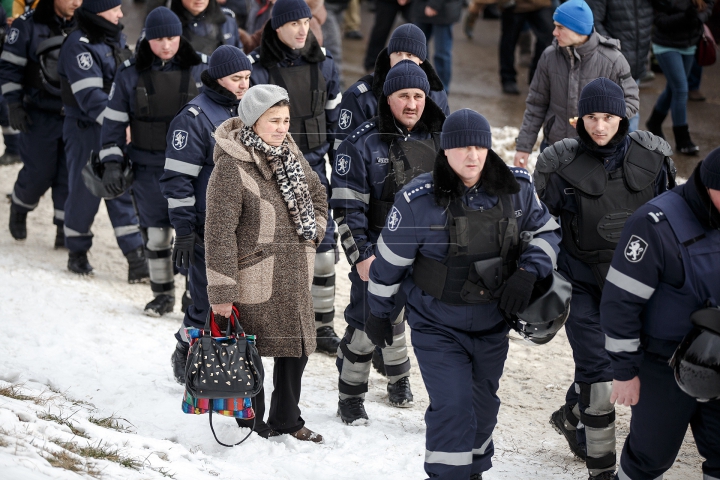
[670,307,720,402]
[82,151,134,200]
[503,269,572,345]
[36,36,65,96]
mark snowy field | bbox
[0,129,702,479]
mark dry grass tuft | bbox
[88,414,133,433]
[0,384,35,402]
[38,412,88,438]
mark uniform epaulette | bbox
[403,182,434,203]
[221,7,235,17]
[646,210,667,224]
[248,52,259,64]
[199,53,208,63]
[347,120,375,143]
[186,105,202,117]
[509,166,532,183]
[120,58,136,69]
[353,81,370,96]
[79,36,89,43]
[19,10,33,20]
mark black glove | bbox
[102,162,126,196]
[499,269,537,316]
[365,314,394,348]
[173,232,197,269]
[8,103,32,133]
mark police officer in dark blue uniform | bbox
[160,44,252,384]
[169,0,241,55]
[100,7,207,316]
[57,0,147,279]
[367,109,561,480]
[249,0,343,354]
[600,149,720,480]
[330,60,445,424]
[333,24,449,154]
[0,0,78,245]
[0,6,21,166]
[533,78,676,480]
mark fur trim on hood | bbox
[258,21,325,69]
[135,37,203,71]
[371,48,445,100]
[433,149,520,207]
[377,94,445,144]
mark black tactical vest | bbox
[26,35,66,96]
[60,44,133,108]
[413,195,520,305]
[130,69,199,152]
[185,23,224,56]
[268,63,327,154]
[368,135,441,232]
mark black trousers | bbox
[237,356,309,436]
[499,6,554,85]
[363,0,412,71]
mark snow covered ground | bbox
[0,130,702,479]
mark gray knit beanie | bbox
[238,84,290,126]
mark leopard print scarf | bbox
[238,125,318,241]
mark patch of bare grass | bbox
[38,411,88,438]
[88,414,134,433]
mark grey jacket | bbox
[516,32,639,153]
[587,0,654,79]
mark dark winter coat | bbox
[412,0,463,25]
[587,0,654,79]
[651,0,715,49]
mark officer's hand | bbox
[173,232,197,269]
[610,377,640,406]
[102,162,126,196]
[365,314,394,348]
[356,255,376,282]
[8,103,32,133]
[514,151,530,167]
[499,269,537,316]
[212,303,234,318]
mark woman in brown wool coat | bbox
[204,84,327,442]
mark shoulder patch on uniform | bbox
[509,166,532,182]
[79,36,89,43]
[221,7,235,17]
[171,129,189,150]
[387,206,402,231]
[338,109,352,130]
[403,182,434,203]
[630,130,673,157]
[646,210,667,224]
[354,82,369,96]
[77,52,93,70]
[6,28,19,44]
[536,138,579,173]
[624,235,648,263]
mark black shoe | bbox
[673,125,700,155]
[372,348,386,376]
[68,251,93,275]
[645,108,667,139]
[589,472,616,480]
[180,288,192,313]
[144,294,175,317]
[171,341,189,385]
[315,325,341,355]
[502,81,520,95]
[126,246,149,284]
[0,152,21,165]
[469,474,483,480]
[337,397,369,425]
[344,30,363,40]
[387,376,414,407]
[54,224,65,249]
[9,204,27,240]
[550,405,586,460]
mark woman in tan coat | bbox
[204,84,327,442]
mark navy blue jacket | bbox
[171,0,241,51]
[99,39,207,167]
[0,0,75,112]
[159,73,239,237]
[368,156,561,333]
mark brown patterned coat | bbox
[204,117,327,358]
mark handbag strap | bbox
[209,411,256,447]
[203,307,247,338]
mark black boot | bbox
[645,109,667,139]
[337,397,369,425]
[125,246,149,284]
[0,152,21,165]
[9,204,27,240]
[68,251,93,275]
[54,224,65,249]
[315,325,341,355]
[372,348,386,376]
[673,124,700,155]
[144,294,175,316]
[171,341,189,385]
[589,472,616,480]
[469,474,483,480]
[387,376,414,407]
[180,289,192,313]
[550,405,586,460]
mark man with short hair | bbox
[169,0,241,55]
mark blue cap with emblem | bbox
[441,109,492,150]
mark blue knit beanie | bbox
[271,0,312,29]
[553,0,593,36]
[701,147,720,190]
[578,77,626,118]
[383,60,430,96]
[144,7,182,40]
[388,24,427,61]
[82,0,122,14]
[441,109,492,150]
[208,45,253,79]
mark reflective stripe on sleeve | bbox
[102,107,129,123]
[424,450,473,466]
[331,187,370,204]
[168,196,196,209]
[1,82,22,94]
[71,77,103,93]
[99,146,124,160]
[114,225,140,237]
[377,234,414,267]
[606,266,655,299]
[531,217,560,235]
[367,279,401,297]
[164,158,202,176]
[95,110,105,125]
[605,336,641,353]
[325,92,342,110]
[529,237,557,268]
[0,51,27,66]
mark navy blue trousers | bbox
[343,266,406,330]
[308,158,336,254]
[132,164,171,228]
[410,309,509,480]
[176,241,210,342]
[618,353,720,480]
[11,108,67,225]
[0,94,19,155]
[63,118,143,255]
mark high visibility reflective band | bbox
[425,450,473,466]
[325,93,342,110]
[605,336,641,353]
[168,196,196,208]
[64,225,92,237]
[99,146,124,160]
[606,266,655,299]
[331,188,370,204]
[0,51,27,66]
[472,435,493,455]
[114,225,140,237]
[54,209,65,221]
[71,77,103,93]
[368,279,400,298]
[617,463,664,480]
[2,82,22,94]
[334,138,342,150]
[531,217,560,235]
[102,107,129,123]
[11,190,38,210]
[704,474,720,480]
[377,234,414,267]
[529,237,557,267]
[95,110,104,125]
[164,158,202,176]
[2,126,19,134]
